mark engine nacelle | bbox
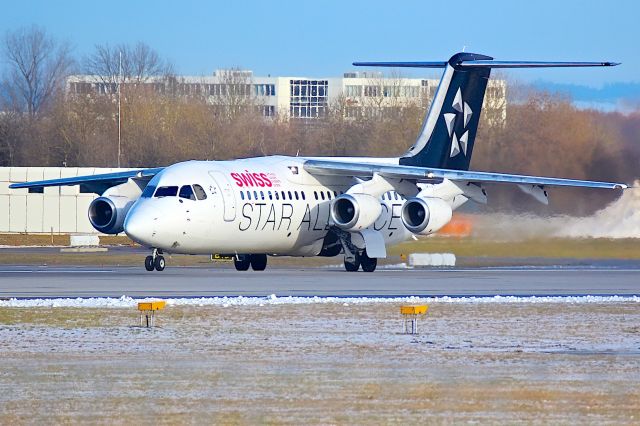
[330,193,382,231]
[401,197,452,235]
[88,195,136,234]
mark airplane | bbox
[10,52,628,272]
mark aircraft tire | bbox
[360,250,377,272]
[344,256,360,272]
[234,255,251,271]
[144,256,154,271]
[250,254,268,271]
[154,255,166,271]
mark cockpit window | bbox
[179,185,196,200]
[154,186,178,197]
[141,185,156,198]
[193,184,207,200]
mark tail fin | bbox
[354,53,619,170]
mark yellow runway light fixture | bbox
[400,304,428,334]
[138,300,166,327]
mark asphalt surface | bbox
[0,265,639,298]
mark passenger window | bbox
[240,191,245,200]
[141,185,157,198]
[314,191,318,200]
[268,191,272,200]
[281,191,286,200]
[154,186,178,197]
[193,184,207,200]
[327,191,332,200]
[320,192,325,201]
[253,190,258,200]
[288,191,292,200]
[260,191,265,200]
[247,191,252,200]
[294,191,299,200]
[179,185,196,200]
[334,191,338,198]
[275,192,280,200]
[301,192,306,201]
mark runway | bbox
[0,265,639,298]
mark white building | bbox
[0,167,121,234]
[67,70,506,123]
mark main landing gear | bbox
[234,254,268,271]
[145,248,165,272]
[344,249,377,273]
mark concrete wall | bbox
[0,167,126,234]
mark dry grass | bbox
[1,234,640,267]
[390,237,640,259]
[1,302,639,423]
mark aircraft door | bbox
[208,171,236,221]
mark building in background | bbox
[1,167,121,234]
[67,70,507,125]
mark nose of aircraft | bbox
[124,203,156,246]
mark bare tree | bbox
[84,42,173,85]
[1,26,73,116]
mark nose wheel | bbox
[145,249,165,272]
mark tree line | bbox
[1,26,638,215]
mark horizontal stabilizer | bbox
[354,54,620,69]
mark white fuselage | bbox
[123,156,460,256]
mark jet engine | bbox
[401,197,452,235]
[330,193,382,231]
[88,195,136,234]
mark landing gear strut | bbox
[145,248,165,272]
[234,254,268,271]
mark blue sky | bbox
[2,0,638,95]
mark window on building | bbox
[364,86,379,97]
[345,85,362,97]
[289,79,328,119]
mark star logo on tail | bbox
[444,88,472,158]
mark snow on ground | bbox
[1,294,639,308]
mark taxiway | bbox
[0,265,638,298]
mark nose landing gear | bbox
[145,248,165,272]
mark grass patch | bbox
[389,237,640,259]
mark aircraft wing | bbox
[303,159,628,190]
[9,167,164,194]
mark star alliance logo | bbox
[443,88,472,158]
